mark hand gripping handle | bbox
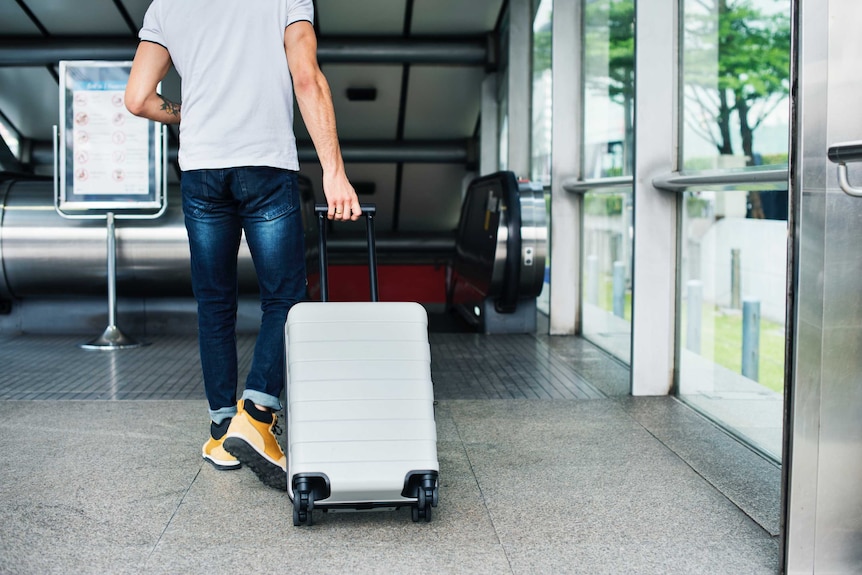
[314,204,378,302]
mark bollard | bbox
[612,261,626,318]
[587,254,599,305]
[686,280,703,353]
[742,298,760,381]
[731,248,741,309]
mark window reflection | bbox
[581,0,635,363]
[532,0,552,315]
[531,0,553,185]
[678,0,790,462]
[678,189,786,461]
[583,188,633,364]
[584,0,634,178]
[681,0,791,171]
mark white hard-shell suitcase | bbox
[285,205,439,526]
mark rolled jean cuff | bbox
[209,405,238,425]
[241,389,282,412]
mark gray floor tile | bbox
[0,331,781,575]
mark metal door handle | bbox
[828,141,862,197]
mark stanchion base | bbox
[79,325,149,351]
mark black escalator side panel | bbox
[450,173,507,300]
[449,171,523,314]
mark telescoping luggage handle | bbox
[315,204,379,303]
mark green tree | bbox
[684,0,791,166]
[584,0,635,175]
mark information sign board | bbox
[58,61,163,212]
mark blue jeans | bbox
[181,167,306,424]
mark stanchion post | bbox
[612,260,626,318]
[686,279,702,353]
[742,297,760,381]
[731,248,742,309]
[80,212,146,350]
[586,254,599,305]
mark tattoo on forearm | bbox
[159,96,181,118]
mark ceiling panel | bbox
[0,3,41,34]
[318,0,406,35]
[399,163,468,232]
[0,68,59,140]
[411,0,503,34]
[24,0,132,35]
[120,0,155,30]
[403,66,484,139]
[301,64,403,141]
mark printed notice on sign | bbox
[71,84,150,196]
[59,61,162,213]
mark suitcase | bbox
[285,204,439,526]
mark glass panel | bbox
[531,0,553,186]
[584,0,635,178]
[532,0,552,315]
[582,188,633,363]
[681,0,791,170]
[581,0,634,363]
[678,190,786,461]
[678,0,791,463]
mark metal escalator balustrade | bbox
[447,171,547,334]
[0,174,456,307]
[0,174,317,300]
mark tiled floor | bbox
[0,327,781,574]
[0,331,604,402]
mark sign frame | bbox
[56,60,166,218]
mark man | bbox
[125,0,360,490]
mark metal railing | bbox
[563,167,790,194]
[562,176,633,193]
[652,167,788,192]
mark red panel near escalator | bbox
[307,264,446,303]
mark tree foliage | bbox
[578,0,790,169]
[584,0,635,104]
[684,0,791,161]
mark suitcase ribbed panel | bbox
[289,361,430,382]
[288,322,429,342]
[290,419,437,443]
[288,301,429,325]
[289,341,430,362]
[285,300,439,507]
[290,399,434,422]
[290,379,433,401]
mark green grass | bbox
[681,302,786,392]
[594,274,786,392]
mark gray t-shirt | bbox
[139,0,314,171]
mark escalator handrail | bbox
[496,171,522,314]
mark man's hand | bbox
[323,172,361,221]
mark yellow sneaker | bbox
[202,434,241,470]
[223,400,287,490]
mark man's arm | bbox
[125,41,181,124]
[285,21,360,221]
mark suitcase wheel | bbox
[293,482,315,526]
[411,485,437,523]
